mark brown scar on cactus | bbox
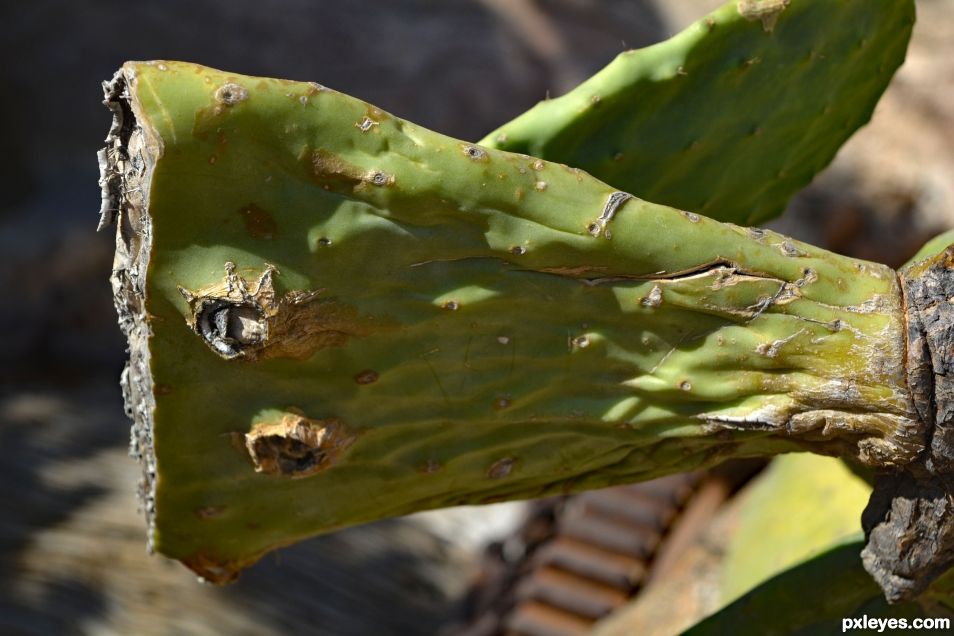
[245,414,356,479]
[301,146,394,191]
[178,263,387,361]
[460,143,490,162]
[238,203,279,240]
[737,0,790,33]
[586,191,634,237]
[355,116,378,132]
[214,82,248,106]
[181,553,244,585]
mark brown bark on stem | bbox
[864,247,954,602]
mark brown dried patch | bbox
[196,505,226,519]
[306,148,365,188]
[181,553,242,585]
[488,457,515,479]
[238,203,279,240]
[214,83,248,106]
[193,106,224,141]
[178,263,391,361]
[460,144,489,162]
[540,265,608,277]
[418,459,442,474]
[737,0,790,32]
[365,103,388,121]
[301,146,393,192]
[245,414,356,479]
[353,369,379,385]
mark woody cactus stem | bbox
[863,248,954,603]
[101,62,946,599]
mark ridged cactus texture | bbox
[99,60,943,590]
[483,0,915,225]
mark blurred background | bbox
[1,1,953,634]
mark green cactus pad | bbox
[683,540,945,635]
[101,62,922,582]
[905,229,954,268]
[482,0,915,225]
[721,453,871,603]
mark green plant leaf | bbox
[721,454,871,603]
[684,540,941,636]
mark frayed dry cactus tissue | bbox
[94,0,954,632]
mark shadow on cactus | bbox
[97,0,954,624]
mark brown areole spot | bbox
[214,82,248,106]
[488,457,515,479]
[353,369,379,385]
[195,505,227,519]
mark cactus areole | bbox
[99,58,950,602]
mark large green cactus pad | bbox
[721,454,871,604]
[483,0,915,225]
[102,62,922,582]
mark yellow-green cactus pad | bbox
[101,62,926,584]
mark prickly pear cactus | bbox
[684,540,938,635]
[682,454,954,632]
[101,62,933,588]
[721,454,872,604]
[483,0,915,225]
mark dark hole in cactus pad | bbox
[196,299,266,357]
[244,415,356,479]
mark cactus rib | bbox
[102,62,938,592]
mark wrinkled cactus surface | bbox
[100,60,934,584]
